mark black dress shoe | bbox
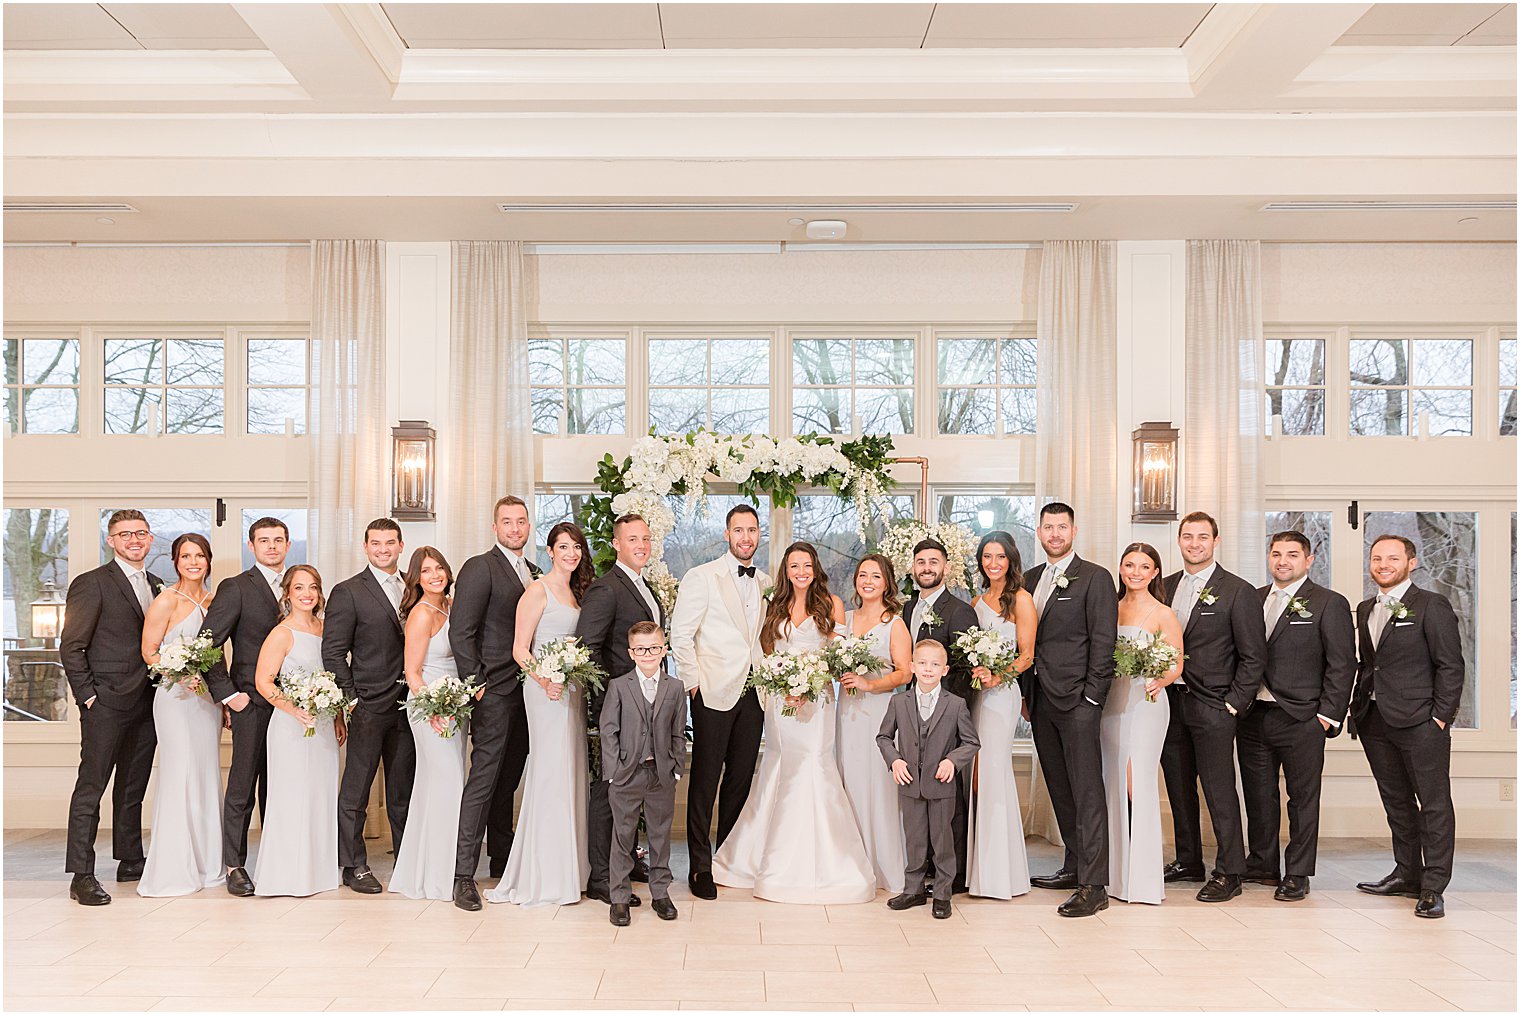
[1057,885,1108,918]
[652,897,678,921]
[1031,868,1079,891]
[587,885,639,906]
[932,898,952,919]
[689,871,718,900]
[609,902,631,926]
[1357,873,1422,898]
[1274,875,1310,902]
[69,873,111,906]
[1196,874,1243,903]
[116,859,145,882]
[887,892,928,911]
[489,857,507,879]
[1244,870,1282,887]
[951,882,969,896]
[1415,891,1445,919]
[630,857,652,883]
[225,867,255,897]
[343,865,384,895]
[1163,861,1206,883]
[454,877,483,912]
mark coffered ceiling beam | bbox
[1186,2,1374,102]
[230,3,399,105]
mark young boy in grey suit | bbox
[877,639,981,919]
[600,621,688,926]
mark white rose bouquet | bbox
[747,651,833,716]
[527,636,608,695]
[821,635,889,695]
[953,626,1020,690]
[1113,632,1183,703]
[402,673,480,738]
[150,631,223,696]
[275,668,352,737]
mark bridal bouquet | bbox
[747,651,833,716]
[528,636,608,695]
[954,627,1020,690]
[275,668,352,736]
[402,673,480,739]
[1113,633,1183,703]
[150,631,223,695]
[822,635,889,695]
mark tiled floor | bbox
[4,829,1515,1013]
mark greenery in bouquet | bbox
[275,667,352,737]
[953,626,1020,690]
[746,650,833,716]
[150,631,223,695]
[528,636,608,695]
[822,635,889,695]
[1113,632,1184,703]
[402,672,480,738]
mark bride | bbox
[713,541,876,905]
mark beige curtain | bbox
[443,241,534,554]
[308,240,387,583]
[1185,240,1265,585]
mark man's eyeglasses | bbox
[630,646,665,657]
[111,529,151,541]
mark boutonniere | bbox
[1052,572,1072,591]
[1385,597,1412,621]
[1287,596,1312,619]
[760,582,775,603]
[921,608,943,629]
[1197,587,1218,606]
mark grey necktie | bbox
[1263,588,1284,631]
[634,573,659,619]
[1034,567,1056,613]
[130,570,152,613]
[384,574,403,613]
[1176,574,1199,628]
[1370,593,1390,644]
[917,693,936,722]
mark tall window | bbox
[529,334,627,435]
[1265,510,1332,588]
[1349,336,1473,437]
[1363,512,1478,729]
[648,335,770,435]
[98,508,214,580]
[936,333,1037,436]
[239,509,310,571]
[1501,334,1515,437]
[791,335,914,435]
[3,508,69,721]
[1263,336,1326,436]
[4,335,80,434]
[247,336,311,435]
[792,493,917,584]
[104,336,225,434]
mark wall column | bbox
[383,242,452,550]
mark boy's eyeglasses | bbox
[630,646,665,657]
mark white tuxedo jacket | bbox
[669,555,765,711]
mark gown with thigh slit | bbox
[966,599,1032,900]
[1100,618,1171,905]
[833,611,906,894]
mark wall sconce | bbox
[391,420,436,521]
[30,579,65,647]
[1132,421,1179,523]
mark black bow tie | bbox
[736,565,756,578]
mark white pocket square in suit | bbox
[1056,596,1072,601]
[1394,621,1414,627]
[1289,620,1313,625]
[1198,611,1217,617]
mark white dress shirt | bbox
[1174,560,1218,630]
[115,556,154,613]
[1370,577,1413,645]
[1261,574,1339,728]
[726,552,761,630]
[910,586,946,637]
[638,670,660,705]
[369,563,404,614]
[497,542,531,585]
[617,560,661,621]
[1034,551,1074,614]
[916,684,941,723]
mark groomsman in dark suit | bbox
[1349,534,1464,919]
[204,515,289,897]
[451,495,539,910]
[1158,511,1266,903]
[901,537,979,893]
[324,518,415,894]
[1239,530,1355,901]
[577,513,665,907]
[1022,503,1118,918]
[59,509,163,905]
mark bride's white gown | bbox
[713,619,876,905]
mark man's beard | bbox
[914,573,942,591]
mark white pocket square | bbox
[1289,620,1313,625]
[1394,621,1414,627]
[1056,596,1072,601]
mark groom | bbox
[669,503,766,901]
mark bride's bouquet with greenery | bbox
[528,636,608,695]
[1113,632,1183,703]
[150,631,223,695]
[402,673,480,738]
[747,651,833,716]
[953,626,1020,690]
[822,635,889,695]
[275,668,352,736]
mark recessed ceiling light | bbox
[95,217,115,225]
[787,218,804,226]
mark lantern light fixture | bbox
[1132,421,1179,523]
[391,420,437,521]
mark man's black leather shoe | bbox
[1163,861,1206,883]
[1031,868,1079,891]
[1415,891,1445,919]
[689,871,718,900]
[1244,870,1282,887]
[225,867,255,897]
[116,859,145,882]
[1357,873,1421,898]
[887,892,928,911]
[1196,874,1243,903]
[630,857,652,883]
[609,902,631,926]
[69,873,111,906]
[454,877,483,911]
[652,897,678,921]
[1057,885,1108,918]
[587,884,639,906]
[932,899,952,919]
[343,865,383,894]
[489,857,507,879]
[1274,875,1310,902]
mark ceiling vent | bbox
[498,202,1079,214]
[1261,201,1516,213]
[4,202,140,214]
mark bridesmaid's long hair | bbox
[1118,542,1168,603]
[277,564,325,619]
[399,546,453,622]
[170,532,213,586]
[852,552,903,625]
[546,521,596,606]
[976,530,1024,621]
[762,541,835,654]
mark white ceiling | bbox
[1335,3,1516,47]
[2,3,263,50]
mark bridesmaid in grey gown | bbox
[1102,543,1184,905]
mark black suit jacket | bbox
[449,547,537,697]
[902,588,979,701]
[1350,584,1464,732]
[59,561,164,709]
[576,564,666,726]
[323,567,407,710]
[1258,579,1356,733]
[203,567,281,703]
[1163,565,1266,714]
[1023,555,1118,710]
